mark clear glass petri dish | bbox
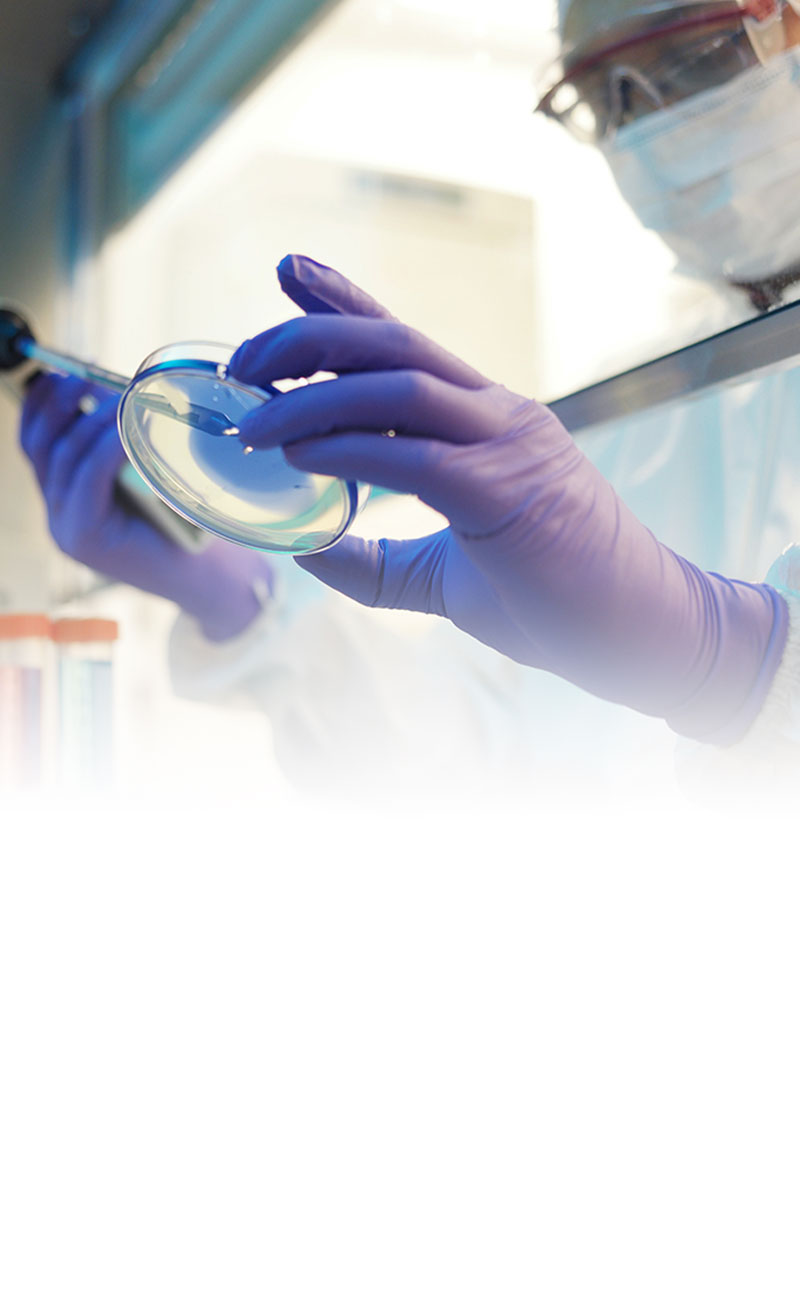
[118,342,361,554]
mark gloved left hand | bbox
[20,372,273,641]
[228,256,788,745]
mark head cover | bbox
[600,47,800,284]
[559,0,733,50]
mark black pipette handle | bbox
[0,309,42,388]
[0,308,33,370]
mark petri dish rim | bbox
[117,353,360,555]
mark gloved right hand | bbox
[231,256,789,746]
[20,372,273,641]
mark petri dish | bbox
[118,342,361,554]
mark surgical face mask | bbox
[600,47,800,285]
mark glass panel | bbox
[104,0,337,225]
[575,356,800,582]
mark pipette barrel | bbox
[16,338,130,394]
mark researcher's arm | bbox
[229,255,789,749]
[19,374,273,641]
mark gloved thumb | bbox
[277,254,397,321]
[295,532,448,614]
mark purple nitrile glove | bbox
[227,255,788,745]
[20,373,273,642]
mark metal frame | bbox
[549,297,800,433]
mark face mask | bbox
[600,48,800,285]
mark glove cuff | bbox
[665,579,789,746]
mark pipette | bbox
[0,308,271,437]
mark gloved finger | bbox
[22,372,82,428]
[42,398,119,506]
[277,253,397,320]
[284,431,464,512]
[21,369,62,419]
[21,376,115,484]
[22,373,114,432]
[236,371,499,451]
[296,532,448,614]
[60,422,129,525]
[21,375,93,480]
[230,314,488,391]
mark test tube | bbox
[51,618,119,788]
[0,614,52,789]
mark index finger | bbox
[236,370,501,451]
[277,253,398,320]
[230,315,489,393]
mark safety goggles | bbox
[536,0,800,142]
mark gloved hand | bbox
[228,254,788,745]
[20,372,273,642]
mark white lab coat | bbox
[170,284,800,796]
